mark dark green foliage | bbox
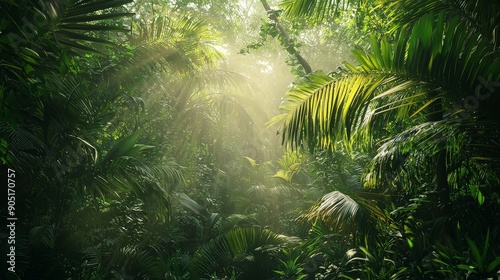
[189,226,292,279]
[1,0,500,279]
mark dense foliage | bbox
[1,0,499,279]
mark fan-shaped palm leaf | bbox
[305,190,388,238]
[91,133,174,202]
[2,0,133,58]
[189,227,293,279]
[49,0,133,53]
[128,14,224,75]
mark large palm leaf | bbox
[127,14,224,75]
[382,0,500,44]
[88,130,182,220]
[305,190,388,238]
[189,227,294,279]
[280,0,355,22]
[0,0,134,121]
[49,0,133,52]
[1,0,133,58]
[270,72,394,151]
[281,0,500,47]
[274,13,500,153]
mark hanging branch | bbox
[260,0,313,74]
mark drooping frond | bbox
[280,0,354,22]
[50,0,133,53]
[131,15,224,72]
[189,227,292,279]
[4,0,133,55]
[29,219,56,249]
[275,13,500,152]
[0,124,46,168]
[159,159,185,186]
[0,0,134,98]
[366,120,457,189]
[273,71,394,151]
[382,0,500,45]
[305,190,388,236]
[351,13,500,97]
[177,192,210,217]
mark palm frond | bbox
[225,213,261,228]
[353,13,499,96]
[177,192,210,217]
[30,220,56,249]
[189,227,290,279]
[130,15,224,72]
[50,0,133,53]
[366,120,455,187]
[1,123,46,152]
[276,12,500,153]
[0,0,134,94]
[270,184,303,197]
[280,0,352,22]
[72,132,176,221]
[382,0,500,46]
[159,159,185,186]
[305,190,388,237]
[275,71,394,151]
[272,150,305,182]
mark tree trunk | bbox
[260,0,312,74]
[428,94,452,233]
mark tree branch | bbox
[260,0,312,74]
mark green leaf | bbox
[177,192,209,217]
[65,0,133,17]
[55,30,116,46]
[56,38,105,55]
[457,264,475,272]
[486,257,500,273]
[60,24,130,32]
[102,130,141,163]
[477,191,485,205]
[407,238,414,248]
[61,12,135,23]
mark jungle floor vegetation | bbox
[1,0,500,279]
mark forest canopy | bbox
[1,0,500,279]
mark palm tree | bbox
[271,0,500,235]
